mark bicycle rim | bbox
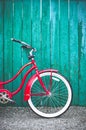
[28,72,72,118]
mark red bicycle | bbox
[0,38,72,118]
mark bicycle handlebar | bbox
[11,38,37,58]
[11,38,32,49]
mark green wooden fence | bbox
[0,0,86,106]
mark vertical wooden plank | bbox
[31,0,41,69]
[22,0,31,45]
[42,0,50,69]
[78,0,86,106]
[13,0,23,106]
[0,0,4,80]
[22,0,31,106]
[59,0,69,78]
[3,0,13,91]
[50,0,60,69]
[69,1,79,105]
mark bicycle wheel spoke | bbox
[32,97,43,107]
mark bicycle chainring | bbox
[0,92,10,104]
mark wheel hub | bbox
[48,92,52,97]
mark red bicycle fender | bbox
[24,69,58,101]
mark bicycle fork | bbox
[36,70,50,95]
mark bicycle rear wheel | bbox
[28,72,72,118]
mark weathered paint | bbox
[0,0,86,106]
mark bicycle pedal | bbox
[9,99,16,104]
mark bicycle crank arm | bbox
[1,95,15,103]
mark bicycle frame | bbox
[0,59,56,100]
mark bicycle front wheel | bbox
[28,72,72,118]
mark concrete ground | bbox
[0,106,86,130]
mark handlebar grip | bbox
[11,38,33,49]
[11,38,22,43]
